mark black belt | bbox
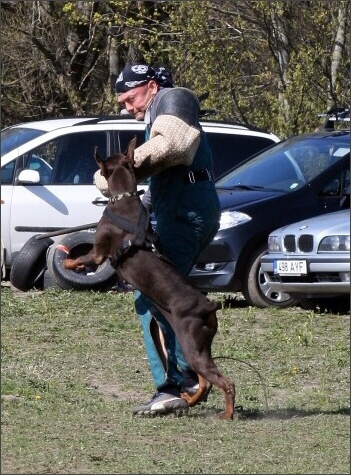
[184,169,213,184]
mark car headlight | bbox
[318,235,350,252]
[267,235,281,252]
[218,211,252,231]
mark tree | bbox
[1,0,349,137]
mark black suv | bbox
[188,127,350,308]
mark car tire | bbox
[241,243,298,308]
[45,244,65,289]
[43,244,64,290]
[50,231,118,291]
[9,235,54,291]
[298,297,350,314]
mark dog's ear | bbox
[94,146,108,177]
[126,136,137,163]
[94,146,103,166]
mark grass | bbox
[1,286,350,474]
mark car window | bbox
[22,142,58,184]
[50,132,108,185]
[217,135,350,192]
[114,130,144,154]
[2,129,146,186]
[1,160,15,184]
[1,127,45,156]
[287,142,348,182]
[207,133,275,179]
[320,167,350,197]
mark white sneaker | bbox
[131,390,189,416]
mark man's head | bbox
[116,64,173,121]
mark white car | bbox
[260,209,350,312]
[1,116,279,289]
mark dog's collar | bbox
[108,190,144,203]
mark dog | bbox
[63,137,235,420]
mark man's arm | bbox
[133,88,201,177]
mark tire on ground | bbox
[45,243,65,289]
[50,231,118,291]
[9,235,54,291]
[241,243,298,308]
[43,243,64,290]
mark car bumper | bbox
[188,235,242,292]
[188,260,239,292]
[261,255,350,297]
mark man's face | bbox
[117,81,158,121]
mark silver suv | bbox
[1,116,279,288]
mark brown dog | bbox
[63,137,235,420]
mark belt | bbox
[184,169,213,184]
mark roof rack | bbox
[72,115,135,126]
[317,106,350,130]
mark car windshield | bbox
[1,127,46,156]
[216,132,350,192]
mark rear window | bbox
[1,127,46,156]
[206,133,275,179]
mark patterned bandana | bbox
[115,64,174,94]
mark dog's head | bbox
[94,136,137,195]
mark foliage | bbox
[1,0,350,137]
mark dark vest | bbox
[147,87,217,218]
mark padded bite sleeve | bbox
[133,114,200,177]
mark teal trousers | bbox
[134,201,219,391]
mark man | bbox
[99,64,220,416]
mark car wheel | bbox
[241,244,298,308]
[298,297,350,314]
[50,231,118,291]
[9,235,54,291]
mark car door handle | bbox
[92,197,108,205]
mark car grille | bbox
[267,272,343,283]
[283,234,313,252]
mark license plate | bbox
[274,260,307,275]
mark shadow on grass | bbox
[216,294,249,309]
[190,405,350,420]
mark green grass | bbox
[1,287,350,474]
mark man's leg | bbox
[131,290,188,416]
[134,290,183,389]
[132,212,219,415]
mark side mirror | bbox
[17,169,40,184]
[322,179,340,196]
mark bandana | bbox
[115,64,174,94]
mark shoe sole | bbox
[132,407,189,417]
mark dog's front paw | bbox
[63,258,84,270]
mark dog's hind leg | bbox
[176,308,235,419]
[195,367,235,420]
[216,375,236,420]
[180,350,235,420]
